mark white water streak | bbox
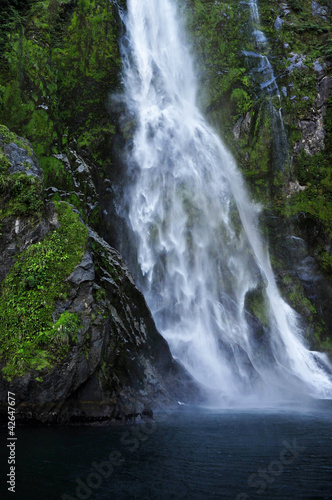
[245,0,289,169]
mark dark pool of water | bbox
[1,401,332,500]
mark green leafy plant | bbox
[230,87,252,116]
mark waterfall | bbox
[245,0,289,171]
[118,0,332,403]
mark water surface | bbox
[1,402,332,499]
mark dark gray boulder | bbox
[4,142,43,178]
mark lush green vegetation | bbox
[185,0,331,209]
[0,201,88,380]
[0,124,43,219]
[0,0,122,228]
[282,150,332,231]
[185,0,331,237]
[185,0,252,123]
[0,171,43,220]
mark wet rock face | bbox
[233,112,251,142]
[263,211,332,347]
[312,0,328,20]
[4,142,43,178]
[295,76,332,155]
[67,250,95,286]
[0,206,57,284]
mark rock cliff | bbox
[0,127,199,424]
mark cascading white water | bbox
[245,0,289,170]
[119,0,332,402]
[248,0,267,49]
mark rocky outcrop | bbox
[4,142,43,178]
[0,130,200,425]
[233,113,251,143]
[286,179,306,197]
[312,0,328,20]
[295,76,332,155]
[0,204,57,284]
[0,225,199,424]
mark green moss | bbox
[94,286,106,303]
[24,109,54,157]
[317,336,332,352]
[278,273,322,340]
[49,311,82,345]
[186,0,252,114]
[319,250,332,273]
[1,82,35,133]
[312,320,332,352]
[278,144,332,246]
[0,201,88,380]
[0,125,42,220]
[245,287,269,327]
[230,88,252,117]
[87,204,101,229]
[66,193,85,219]
[0,152,11,172]
[0,172,43,220]
[0,124,33,156]
[40,156,75,192]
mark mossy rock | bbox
[0,201,88,380]
[243,285,270,347]
[244,286,269,330]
